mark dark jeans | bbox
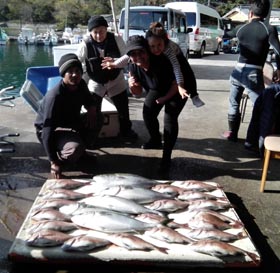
[93,90,132,134]
[143,89,187,158]
[246,84,280,152]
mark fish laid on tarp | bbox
[30,208,70,222]
[144,226,193,244]
[61,235,111,252]
[92,173,159,188]
[145,199,188,212]
[32,198,77,211]
[176,227,246,242]
[177,191,227,202]
[107,233,167,253]
[79,195,161,215]
[171,180,221,192]
[187,211,243,230]
[187,239,259,264]
[27,219,77,233]
[71,211,156,233]
[91,185,173,204]
[151,184,185,196]
[45,179,91,190]
[40,189,90,200]
[186,200,232,212]
[135,213,170,225]
[26,230,72,247]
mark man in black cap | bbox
[35,53,101,178]
[77,15,137,140]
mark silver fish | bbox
[145,199,188,212]
[30,208,70,222]
[107,233,167,253]
[61,235,111,252]
[93,185,173,204]
[176,227,246,242]
[71,211,156,233]
[26,230,72,247]
[45,179,91,190]
[92,173,159,188]
[40,189,90,200]
[59,203,117,216]
[171,180,221,192]
[79,195,160,215]
[144,226,193,244]
[187,239,259,263]
[28,220,77,233]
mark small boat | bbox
[43,29,58,46]
[18,27,36,45]
[0,28,9,45]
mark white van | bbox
[165,2,224,57]
[118,6,191,57]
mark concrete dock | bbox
[0,53,279,273]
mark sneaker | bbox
[192,95,205,108]
[141,140,162,149]
[221,131,238,142]
[119,129,138,139]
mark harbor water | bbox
[0,41,54,95]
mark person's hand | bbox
[101,57,115,70]
[275,69,280,83]
[50,161,62,179]
[156,96,167,104]
[178,86,190,99]
[128,72,142,96]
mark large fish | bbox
[171,180,221,192]
[79,195,161,215]
[91,185,173,204]
[144,226,193,244]
[61,235,111,252]
[92,173,159,188]
[187,239,259,264]
[71,211,157,233]
[176,227,246,242]
[26,230,72,247]
[107,233,167,253]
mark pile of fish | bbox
[24,173,259,264]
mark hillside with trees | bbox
[1,0,280,30]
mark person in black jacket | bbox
[245,84,280,157]
[34,53,101,178]
[126,35,187,171]
[221,0,280,142]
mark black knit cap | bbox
[88,15,108,32]
[58,53,83,76]
[126,35,148,56]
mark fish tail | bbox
[156,246,169,254]
[231,221,244,229]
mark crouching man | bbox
[35,53,102,178]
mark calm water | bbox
[0,41,54,95]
